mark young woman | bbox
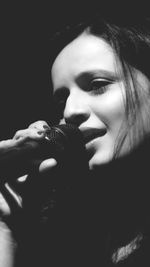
[49,15,150,266]
[1,14,150,266]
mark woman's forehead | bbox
[51,32,119,84]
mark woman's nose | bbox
[64,92,90,126]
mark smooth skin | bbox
[51,32,150,170]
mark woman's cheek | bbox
[92,91,126,130]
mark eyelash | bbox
[90,80,111,95]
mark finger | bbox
[0,139,22,155]
[17,174,28,183]
[0,183,22,216]
[0,192,11,216]
[5,183,22,209]
[0,139,16,151]
[13,128,45,141]
[29,120,51,131]
[38,158,57,174]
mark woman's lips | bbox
[80,127,107,144]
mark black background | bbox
[1,1,149,139]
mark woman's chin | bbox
[88,151,113,170]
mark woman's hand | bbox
[0,120,60,266]
[11,120,58,175]
[26,120,58,174]
[0,121,58,267]
[0,120,58,217]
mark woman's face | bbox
[51,32,150,170]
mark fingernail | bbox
[37,131,44,135]
[43,125,50,129]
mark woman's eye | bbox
[90,79,111,95]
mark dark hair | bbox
[49,14,150,156]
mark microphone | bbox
[0,124,88,183]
